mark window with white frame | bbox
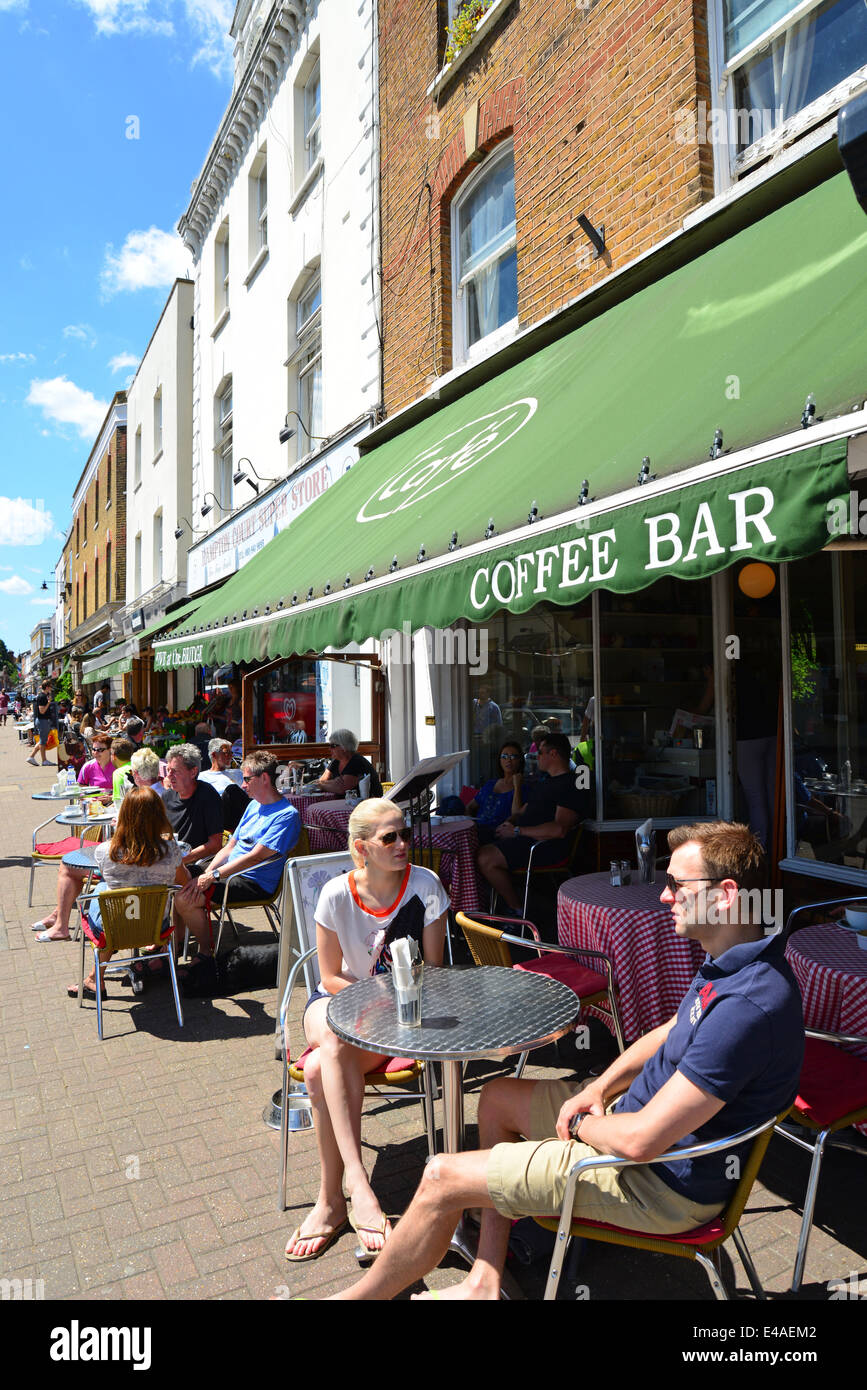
[713,0,867,176]
[304,61,321,173]
[452,142,517,365]
[290,275,322,457]
[216,382,234,512]
[153,387,163,459]
[215,219,230,318]
[134,427,142,488]
[134,532,142,599]
[153,511,163,585]
[249,147,268,260]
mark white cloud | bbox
[101,226,192,296]
[75,0,173,38]
[63,323,96,346]
[109,351,139,374]
[26,376,108,439]
[0,1,29,11]
[184,0,232,76]
[30,596,55,606]
[0,499,55,547]
[0,575,33,596]
[0,351,35,363]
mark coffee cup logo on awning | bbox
[356,398,537,522]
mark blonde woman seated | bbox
[66,786,195,1001]
[285,797,449,1263]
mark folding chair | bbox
[537,1112,786,1300]
[491,825,584,920]
[75,883,183,1040]
[276,851,436,1211]
[456,910,625,1067]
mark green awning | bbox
[81,643,136,683]
[155,171,867,672]
[136,596,203,646]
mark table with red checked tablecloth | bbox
[786,922,867,1135]
[302,802,482,913]
[557,871,705,1042]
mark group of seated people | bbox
[284,816,804,1300]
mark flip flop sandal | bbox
[348,1210,397,1265]
[35,931,71,943]
[66,984,107,1001]
[284,1218,349,1262]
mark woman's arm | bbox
[422,912,447,966]
[510,772,523,817]
[316,921,357,994]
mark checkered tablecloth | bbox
[557,871,704,1041]
[787,923,867,1135]
[283,791,342,816]
[302,803,481,913]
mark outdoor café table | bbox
[326,964,579,1154]
[282,789,343,818]
[786,921,867,1135]
[557,871,705,1042]
[32,787,93,801]
[303,802,482,912]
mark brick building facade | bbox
[378,0,713,411]
[65,393,128,662]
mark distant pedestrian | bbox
[26,679,57,767]
[0,690,8,725]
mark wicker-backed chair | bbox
[536,1112,786,1300]
[75,884,182,1040]
[456,910,625,1069]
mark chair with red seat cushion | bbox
[534,1112,786,1300]
[28,817,104,907]
[774,1029,867,1291]
[455,910,625,1069]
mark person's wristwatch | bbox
[211,867,222,882]
[568,1111,587,1139]
[513,824,521,837]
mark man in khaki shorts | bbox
[331,821,803,1300]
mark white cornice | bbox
[179,0,310,257]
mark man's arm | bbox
[495,804,578,841]
[566,1071,725,1164]
[198,841,278,888]
[180,830,224,867]
[554,1016,677,1136]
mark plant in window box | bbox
[444,0,493,66]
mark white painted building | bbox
[178,0,381,592]
[121,278,194,633]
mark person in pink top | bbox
[0,690,8,725]
[77,735,116,792]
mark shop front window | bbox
[468,602,593,789]
[788,548,867,868]
[599,578,715,823]
[249,656,375,751]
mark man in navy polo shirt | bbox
[331,821,804,1301]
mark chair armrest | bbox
[279,944,320,1067]
[463,912,542,943]
[32,813,64,846]
[805,1025,867,1048]
[498,932,617,991]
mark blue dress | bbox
[475,779,515,826]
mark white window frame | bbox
[153,511,163,586]
[303,61,321,175]
[288,274,322,460]
[215,219,230,320]
[249,147,268,262]
[451,140,518,368]
[134,426,142,488]
[153,387,163,460]
[215,381,234,513]
[709,0,867,191]
[134,532,142,600]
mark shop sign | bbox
[154,643,203,671]
[187,460,336,593]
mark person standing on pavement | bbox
[0,689,8,725]
[26,679,57,767]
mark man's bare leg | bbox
[39,865,87,939]
[476,844,521,911]
[331,1076,539,1301]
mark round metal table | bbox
[32,788,94,801]
[55,807,115,828]
[327,964,580,1154]
[62,845,99,870]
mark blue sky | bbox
[0,0,234,658]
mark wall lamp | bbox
[200,492,231,519]
[174,516,204,540]
[839,90,867,213]
[232,457,280,496]
[278,410,328,446]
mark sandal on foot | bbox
[284,1218,349,1263]
[348,1210,395,1262]
[67,983,107,1001]
[35,930,71,943]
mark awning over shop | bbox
[154,171,867,673]
[81,639,138,683]
[136,596,203,646]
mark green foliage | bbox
[444,0,493,65]
[54,670,73,702]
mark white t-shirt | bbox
[199,768,235,795]
[315,864,449,981]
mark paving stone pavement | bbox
[1,724,865,1313]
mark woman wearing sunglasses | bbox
[285,798,449,1264]
[466,740,526,845]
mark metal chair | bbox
[536,1112,786,1300]
[491,824,584,920]
[455,910,625,1068]
[774,896,867,1290]
[276,851,436,1212]
[202,826,311,956]
[75,884,183,1040]
[29,815,103,907]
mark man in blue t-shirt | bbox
[331,821,804,1301]
[194,750,299,907]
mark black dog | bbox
[180,943,279,998]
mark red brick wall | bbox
[379,0,712,413]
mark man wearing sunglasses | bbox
[332,820,804,1301]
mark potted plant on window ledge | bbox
[445,0,493,66]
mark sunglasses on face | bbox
[501,752,520,760]
[665,875,723,895]
[373,827,413,846]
